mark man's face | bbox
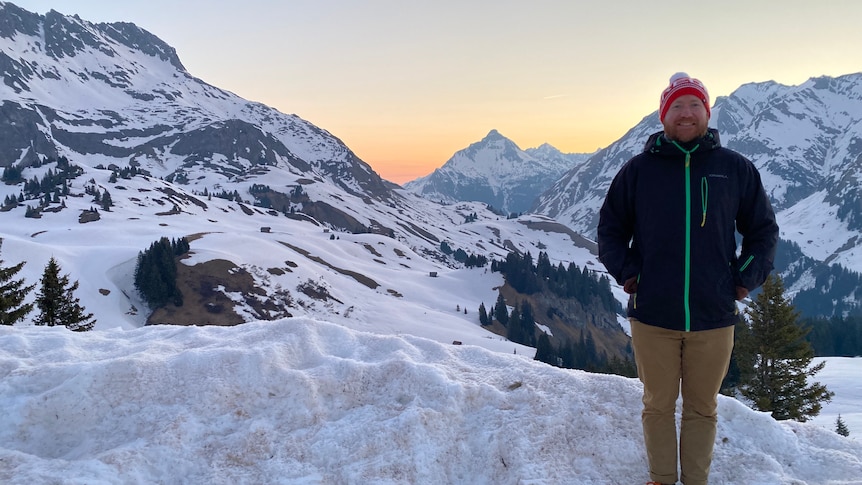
[662,94,709,143]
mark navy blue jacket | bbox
[597,129,779,332]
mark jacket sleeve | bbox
[597,163,641,286]
[734,159,779,291]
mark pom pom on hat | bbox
[659,72,710,122]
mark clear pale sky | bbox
[9,1,862,184]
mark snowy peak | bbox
[456,129,531,174]
[404,130,591,214]
[0,3,184,94]
[95,21,185,71]
[481,128,505,141]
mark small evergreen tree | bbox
[738,274,833,421]
[519,301,537,346]
[506,304,523,343]
[494,291,508,326]
[34,257,95,331]
[836,415,850,437]
[534,333,557,366]
[0,239,34,325]
[101,190,113,211]
[478,302,489,325]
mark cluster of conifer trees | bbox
[491,251,620,314]
[1,157,82,212]
[480,250,633,375]
[802,315,862,357]
[0,156,122,217]
[133,237,190,309]
[795,264,862,317]
[0,239,95,331]
[440,241,488,268]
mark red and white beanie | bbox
[659,72,710,122]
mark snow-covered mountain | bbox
[0,2,602,345]
[0,2,393,209]
[404,129,592,214]
[533,74,862,314]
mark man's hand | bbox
[736,286,749,301]
[624,276,638,294]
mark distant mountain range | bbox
[403,129,592,214]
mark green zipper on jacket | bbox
[671,140,700,332]
[739,255,754,272]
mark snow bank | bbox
[1,319,860,484]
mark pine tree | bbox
[101,190,113,211]
[494,291,508,326]
[519,301,536,346]
[534,333,557,366]
[0,239,35,325]
[34,257,95,331]
[738,274,833,421]
[836,415,850,437]
[506,304,522,343]
[478,302,488,325]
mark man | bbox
[597,73,779,485]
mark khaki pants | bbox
[630,318,734,485]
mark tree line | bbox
[0,239,95,331]
[793,263,862,317]
[802,315,862,357]
[440,241,488,268]
[480,250,633,375]
[492,251,620,314]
